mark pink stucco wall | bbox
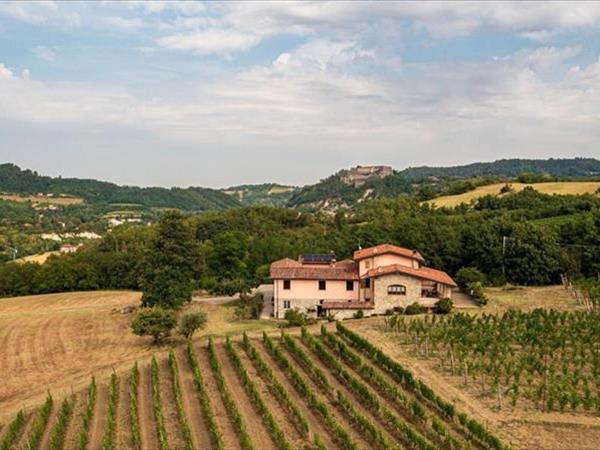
[274,279,358,301]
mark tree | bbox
[178,311,207,340]
[131,307,176,344]
[141,211,199,308]
[455,267,487,289]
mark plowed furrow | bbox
[175,347,212,450]
[115,372,132,450]
[138,362,158,450]
[158,357,186,449]
[194,344,239,450]
[254,340,339,449]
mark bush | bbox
[499,183,514,194]
[178,311,208,340]
[131,306,176,344]
[433,298,453,314]
[353,310,364,319]
[233,293,264,320]
[404,302,426,315]
[467,281,488,305]
[455,267,487,289]
[284,308,316,327]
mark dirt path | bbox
[293,335,399,448]
[137,362,159,450]
[63,392,87,450]
[234,340,306,448]
[253,339,339,449]
[215,342,276,450]
[40,397,64,450]
[115,371,132,450]
[175,346,212,450]
[88,381,108,450]
[158,357,186,449]
[194,344,240,450]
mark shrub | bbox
[131,307,176,344]
[455,267,487,289]
[433,298,453,314]
[405,302,426,315]
[499,183,514,194]
[353,309,364,319]
[284,308,316,327]
[233,293,264,320]
[178,311,207,340]
[467,281,488,305]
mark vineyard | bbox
[0,324,507,450]
[384,309,600,414]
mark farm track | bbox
[193,345,239,450]
[233,340,306,448]
[293,335,400,447]
[115,372,132,450]
[274,339,372,449]
[158,357,186,450]
[137,362,159,450]
[63,392,86,450]
[174,346,212,450]
[253,340,339,449]
[39,399,59,450]
[214,342,276,450]
[88,381,108,450]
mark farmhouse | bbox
[269,244,456,319]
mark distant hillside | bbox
[288,158,600,211]
[398,158,600,181]
[0,164,240,211]
[221,183,297,207]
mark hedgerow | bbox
[225,337,292,450]
[129,363,141,450]
[77,377,97,450]
[0,410,25,450]
[168,351,194,450]
[241,333,309,437]
[262,332,357,450]
[25,393,53,450]
[150,357,169,450]
[101,373,119,450]
[207,337,254,450]
[49,397,74,450]
[186,343,223,450]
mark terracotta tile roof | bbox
[270,258,359,280]
[321,301,374,310]
[364,264,457,287]
[353,244,425,262]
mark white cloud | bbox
[101,15,148,30]
[158,28,260,55]
[32,45,57,62]
[0,63,13,79]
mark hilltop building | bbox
[341,165,393,187]
[269,244,456,319]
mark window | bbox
[319,280,326,290]
[365,260,371,269]
[388,284,406,295]
[365,278,371,289]
[346,280,354,291]
[283,300,291,308]
[283,279,291,290]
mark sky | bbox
[1,1,600,188]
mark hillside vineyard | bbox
[0,326,506,450]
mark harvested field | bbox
[0,193,84,205]
[427,181,600,208]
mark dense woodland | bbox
[1,187,599,298]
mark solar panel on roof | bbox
[301,254,336,263]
